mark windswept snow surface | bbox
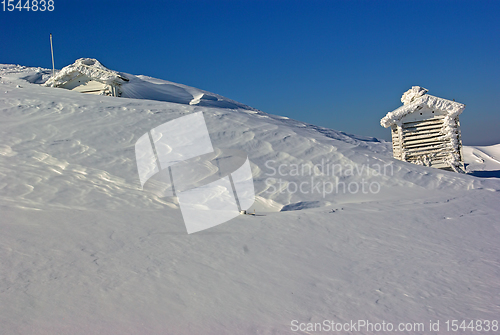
[464,144,500,178]
[1,64,500,334]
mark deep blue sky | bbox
[2,0,499,145]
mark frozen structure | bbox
[381,86,465,172]
[43,58,128,96]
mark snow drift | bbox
[1,63,500,335]
[43,58,254,109]
[1,65,496,212]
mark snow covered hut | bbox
[380,86,465,172]
[43,58,128,97]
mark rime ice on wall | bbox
[381,86,465,172]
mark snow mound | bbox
[0,64,52,84]
[120,74,255,110]
[464,144,500,178]
[41,58,255,110]
[43,58,127,88]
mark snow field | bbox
[1,64,499,334]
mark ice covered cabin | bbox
[43,58,128,97]
[380,86,465,172]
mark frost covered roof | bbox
[381,86,465,128]
[43,58,128,88]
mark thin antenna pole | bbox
[50,33,55,77]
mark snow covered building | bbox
[381,86,465,172]
[43,58,128,97]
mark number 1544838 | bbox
[2,0,54,11]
